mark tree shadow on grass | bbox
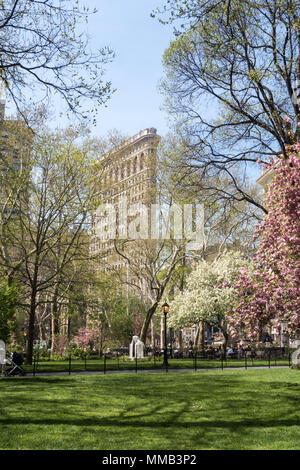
[1,415,300,430]
[1,372,300,450]
[2,372,300,427]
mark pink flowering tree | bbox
[227,149,300,343]
[72,327,101,354]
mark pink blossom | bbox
[228,149,300,338]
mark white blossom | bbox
[168,252,254,329]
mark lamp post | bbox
[162,302,169,367]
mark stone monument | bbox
[291,340,300,370]
[135,338,145,359]
[129,335,139,359]
[129,335,144,359]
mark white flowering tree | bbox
[168,252,254,352]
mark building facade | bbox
[0,92,33,270]
[90,128,160,270]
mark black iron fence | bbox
[29,347,293,376]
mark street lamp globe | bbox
[162,302,169,314]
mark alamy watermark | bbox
[95,197,204,251]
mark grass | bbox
[1,368,300,450]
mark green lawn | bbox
[1,369,300,450]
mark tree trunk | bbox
[36,297,47,341]
[99,323,103,358]
[178,330,183,350]
[222,331,229,356]
[195,321,205,352]
[151,318,155,349]
[67,315,71,341]
[140,303,158,345]
[26,293,37,365]
[51,288,60,356]
[220,324,229,356]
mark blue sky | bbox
[86,0,174,139]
